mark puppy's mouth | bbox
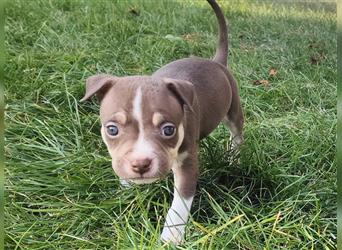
[127,177,160,184]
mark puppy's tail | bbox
[207,0,228,66]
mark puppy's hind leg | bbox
[223,94,244,149]
[223,117,243,149]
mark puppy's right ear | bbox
[80,74,117,102]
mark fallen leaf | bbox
[310,55,319,65]
[269,68,277,77]
[253,79,269,86]
[309,41,324,49]
[181,33,199,41]
[309,52,326,65]
[128,7,139,16]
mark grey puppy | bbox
[81,0,243,244]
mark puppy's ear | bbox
[164,78,195,112]
[80,74,117,102]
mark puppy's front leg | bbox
[161,154,198,245]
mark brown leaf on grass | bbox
[309,41,325,49]
[239,44,255,52]
[181,33,199,41]
[310,52,326,65]
[128,7,139,16]
[310,55,319,65]
[268,68,277,77]
[253,79,269,86]
[309,42,321,49]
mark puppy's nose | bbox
[131,158,152,175]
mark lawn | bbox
[5,0,336,249]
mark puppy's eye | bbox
[161,123,176,138]
[106,124,119,136]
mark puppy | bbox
[81,0,243,245]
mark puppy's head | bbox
[81,74,194,184]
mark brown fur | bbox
[80,1,244,242]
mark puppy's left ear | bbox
[163,78,195,112]
[80,74,118,102]
[164,78,195,112]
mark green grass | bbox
[5,0,336,249]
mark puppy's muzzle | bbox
[131,157,152,175]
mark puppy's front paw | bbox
[161,225,185,245]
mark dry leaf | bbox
[269,68,277,77]
[128,7,139,16]
[253,79,269,86]
[310,52,326,65]
[310,55,319,65]
[181,33,199,41]
[309,41,324,49]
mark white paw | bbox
[161,225,185,245]
[160,193,193,245]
